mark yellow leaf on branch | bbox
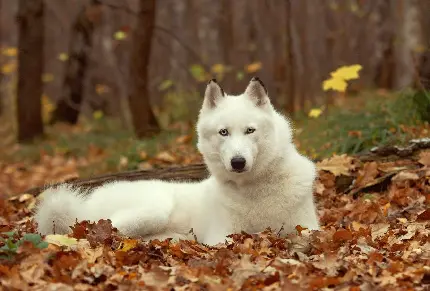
[308,108,323,118]
[245,62,262,73]
[2,47,18,57]
[330,64,362,81]
[322,77,347,92]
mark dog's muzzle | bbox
[230,156,246,172]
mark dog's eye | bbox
[245,127,256,134]
[219,129,229,136]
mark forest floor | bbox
[0,91,429,290]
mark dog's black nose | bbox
[231,156,246,171]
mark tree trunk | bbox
[285,0,295,114]
[374,0,395,89]
[128,0,160,138]
[16,0,44,142]
[0,0,3,115]
[51,0,101,125]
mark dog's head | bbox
[196,77,291,180]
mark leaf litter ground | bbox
[0,149,429,290]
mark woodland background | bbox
[0,1,430,289]
[1,0,430,141]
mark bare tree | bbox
[374,0,395,89]
[0,0,3,115]
[128,0,159,138]
[285,0,295,114]
[51,0,102,124]
[16,0,44,142]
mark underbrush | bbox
[294,89,430,159]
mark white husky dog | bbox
[34,77,319,245]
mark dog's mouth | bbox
[231,169,246,173]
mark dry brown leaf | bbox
[418,150,430,167]
[316,154,356,176]
[175,134,193,144]
[392,171,420,182]
[355,161,379,187]
[155,151,177,163]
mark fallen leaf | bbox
[175,135,192,144]
[392,171,420,182]
[418,150,430,167]
[87,219,116,248]
[371,223,390,241]
[417,209,430,221]
[316,154,356,176]
[155,151,177,163]
[45,234,78,247]
[355,161,379,188]
[118,239,138,252]
[332,229,353,242]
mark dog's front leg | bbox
[110,206,171,238]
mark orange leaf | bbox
[332,229,353,242]
[245,62,262,73]
[417,209,430,221]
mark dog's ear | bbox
[203,79,225,109]
[244,77,269,106]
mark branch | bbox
[99,1,211,72]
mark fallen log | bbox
[25,163,209,196]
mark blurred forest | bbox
[1,2,430,288]
[0,0,430,192]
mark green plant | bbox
[294,89,430,159]
[0,232,48,260]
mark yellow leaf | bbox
[42,73,54,83]
[330,64,362,81]
[1,62,16,74]
[118,239,138,252]
[322,77,347,92]
[352,221,367,231]
[236,71,245,80]
[93,110,103,120]
[42,94,55,114]
[190,64,207,82]
[45,234,78,247]
[382,202,390,216]
[350,3,359,13]
[308,108,323,118]
[95,84,110,95]
[58,53,69,61]
[2,47,18,57]
[413,44,427,53]
[245,62,262,73]
[158,79,174,91]
[139,151,148,160]
[114,31,127,40]
[211,63,225,74]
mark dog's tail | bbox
[33,185,87,235]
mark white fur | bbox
[34,78,319,245]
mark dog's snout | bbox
[231,156,246,171]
